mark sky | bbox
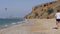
[0,0,56,18]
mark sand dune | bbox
[0,19,60,34]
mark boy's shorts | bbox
[56,19,60,21]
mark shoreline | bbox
[0,20,27,30]
[0,19,59,34]
[0,19,55,30]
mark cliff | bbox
[24,0,60,19]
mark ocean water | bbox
[0,18,25,29]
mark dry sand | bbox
[0,19,60,34]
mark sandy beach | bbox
[0,19,60,34]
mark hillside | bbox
[24,0,60,19]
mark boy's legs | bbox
[56,21,60,28]
[56,21,59,28]
[58,21,60,28]
[53,20,59,29]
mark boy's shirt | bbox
[55,13,60,19]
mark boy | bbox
[55,10,60,29]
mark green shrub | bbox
[34,6,38,11]
[47,7,54,15]
[40,9,47,16]
[34,12,39,18]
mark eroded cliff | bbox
[25,0,60,19]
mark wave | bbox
[12,23,16,25]
[4,24,8,27]
[0,18,25,29]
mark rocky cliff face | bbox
[24,0,60,19]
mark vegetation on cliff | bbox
[24,0,60,19]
